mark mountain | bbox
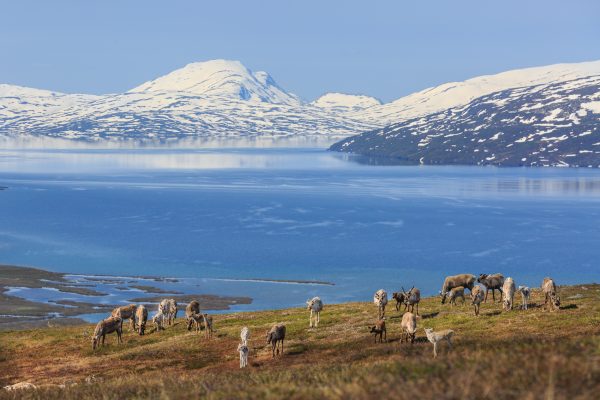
[2,59,600,151]
[310,93,381,113]
[0,60,377,143]
[354,60,600,125]
[331,74,600,167]
[129,60,301,106]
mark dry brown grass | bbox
[1,284,599,399]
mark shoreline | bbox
[0,264,253,329]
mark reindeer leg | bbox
[433,342,438,358]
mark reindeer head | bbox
[440,291,448,304]
[392,292,405,303]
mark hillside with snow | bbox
[331,74,600,167]
[1,59,600,153]
[0,60,377,144]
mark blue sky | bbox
[1,0,599,102]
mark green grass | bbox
[1,284,600,399]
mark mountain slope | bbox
[331,76,600,167]
[129,60,301,106]
[355,60,600,125]
[0,60,377,143]
[2,59,600,146]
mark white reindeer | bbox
[518,286,531,310]
[237,343,249,368]
[424,328,454,358]
[373,289,388,319]
[306,297,323,328]
[240,326,250,346]
[502,277,516,311]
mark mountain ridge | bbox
[1,59,600,145]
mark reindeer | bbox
[392,292,407,312]
[373,289,388,319]
[111,304,137,331]
[400,312,417,344]
[266,324,286,357]
[542,277,560,311]
[370,319,386,343]
[400,286,421,315]
[92,316,122,350]
[518,286,531,310]
[306,297,323,328]
[135,305,148,335]
[477,273,505,302]
[441,274,476,304]
[502,277,516,311]
[185,300,201,331]
[471,285,485,316]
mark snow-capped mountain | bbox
[331,75,600,167]
[2,59,600,152]
[0,60,377,143]
[310,93,381,113]
[129,60,301,106]
[354,60,600,125]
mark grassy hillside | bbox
[1,284,599,399]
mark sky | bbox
[1,0,599,103]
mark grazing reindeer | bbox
[392,292,407,312]
[471,285,485,316]
[373,289,388,319]
[518,286,531,310]
[306,297,323,328]
[424,328,454,358]
[202,314,214,339]
[158,299,170,315]
[542,277,561,311]
[111,304,137,331]
[400,312,417,344]
[402,287,421,315]
[187,313,213,338]
[447,286,466,306]
[477,273,505,302]
[92,316,122,350]
[266,324,286,357]
[237,343,249,368]
[167,299,178,325]
[152,312,167,331]
[370,319,386,343]
[441,274,476,304]
[185,300,201,331]
[240,327,250,346]
[135,305,148,335]
[502,277,516,311]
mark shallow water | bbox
[1,148,599,320]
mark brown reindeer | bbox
[185,300,201,331]
[477,273,505,302]
[441,274,476,304]
[135,305,148,335]
[266,324,286,357]
[92,316,122,350]
[370,319,387,343]
[111,304,137,331]
[542,277,561,311]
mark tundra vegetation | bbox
[0,284,599,399]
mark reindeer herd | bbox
[90,274,563,365]
[371,273,560,358]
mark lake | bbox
[1,148,599,319]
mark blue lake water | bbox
[1,148,600,319]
